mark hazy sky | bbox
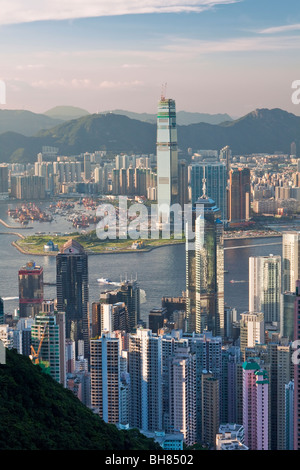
[1,0,300,117]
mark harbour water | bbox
[0,200,283,323]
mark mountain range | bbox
[0,107,299,163]
[99,108,233,125]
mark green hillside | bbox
[0,107,299,163]
[100,109,233,125]
[0,109,62,136]
[0,348,160,451]
[44,106,90,121]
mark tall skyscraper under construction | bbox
[185,185,224,336]
[56,239,89,358]
[156,91,178,216]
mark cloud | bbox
[31,78,92,88]
[16,64,45,70]
[164,34,300,54]
[30,78,143,90]
[258,23,300,35]
[98,80,143,88]
[0,0,240,25]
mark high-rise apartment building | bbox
[249,254,281,323]
[10,175,46,200]
[187,331,222,440]
[0,165,9,196]
[31,308,66,386]
[282,231,300,293]
[128,328,162,432]
[0,297,4,324]
[185,193,224,336]
[242,360,269,450]
[117,279,140,332]
[201,371,220,449]
[293,280,300,449]
[281,291,296,340]
[156,95,178,215]
[169,343,197,447]
[240,312,265,361]
[56,240,89,358]
[277,344,293,450]
[228,168,250,222]
[18,261,43,318]
[90,332,121,424]
[286,381,294,450]
[83,153,91,182]
[221,346,241,425]
[177,159,189,209]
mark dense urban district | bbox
[1,99,300,451]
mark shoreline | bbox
[9,232,283,257]
[0,218,32,230]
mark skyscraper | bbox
[220,145,231,174]
[0,165,9,196]
[201,371,220,449]
[128,328,162,432]
[228,168,250,222]
[169,343,197,447]
[293,280,300,449]
[83,152,91,182]
[177,159,189,209]
[240,312,265,361]
[185,191,224,336]
[281,291,296,341]
[277,344,292,450]
[18,261,44,318]
[90,332,121,424]
[249,254,281,323]
[117,279,140,332]
[282,231,300,293]
[56,239,89,358]
[188,331,222,441]
[0,297,4,324]
[190,162,227,221]
[242,360,269,450]
[156,94,178,216]
[30,306,66,386]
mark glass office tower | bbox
[190,162,227,221]
[185,194,224,336]
[156,96,178,216]
[56,239,89,358]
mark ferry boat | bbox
[97,278,120,286]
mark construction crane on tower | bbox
[161,82,167,100]
[29,323,48,366]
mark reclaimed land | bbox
[11,228,282,256]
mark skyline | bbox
[0,0,300,117]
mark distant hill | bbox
[101,109,233,125]
[44,105,90,121]
[35,112,157,156]
[0,107,299,163]
[0,348,160,451]
[177,107,300,155]
[0,109,63,136]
